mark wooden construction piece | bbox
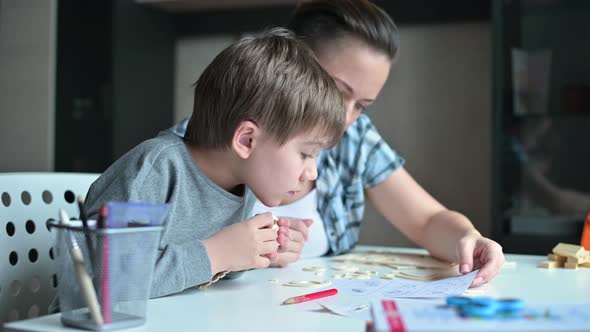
[546,254,566,267]
[548,253,567,263]
[501,261,517,269]
[283,280,331,288]
[397,267,459,281]
[563,262,579,269]
[538,260,557,269]
[332,251,456,270]
[566,256,590,265]
[552,243,586,258]
[302,266,326,273]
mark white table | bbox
[5,246,590,332]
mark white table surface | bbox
[5,246,590,332]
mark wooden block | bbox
[538,260,557,269]
[548,253,567,263]
[566,256,590,265]
[552,243,586,258]
[579,262,590,268]
[397,267,459,281]
[564,262,579,269]
[502,261,517,269]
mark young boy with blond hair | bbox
[84,28,345,298]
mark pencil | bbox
[281,288,338,305]
[60,209,104,326]
[97,205,111,324]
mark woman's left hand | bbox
[456,232,505,287]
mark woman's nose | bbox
[300,162,318,182]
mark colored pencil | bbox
[59,209,103,326]
[97,205,111,324]
[281,288,338,305]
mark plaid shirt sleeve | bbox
[317,114,405,255]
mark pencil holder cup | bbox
[49,221,163,331]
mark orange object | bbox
[581,211,590,251]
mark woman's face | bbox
[315,38,392,129]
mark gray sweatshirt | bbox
[85,132,256,298]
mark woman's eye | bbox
[301,153,313,159]
[355,103,366,112]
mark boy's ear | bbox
[232,120,259,159]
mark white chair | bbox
[0,172,99,325]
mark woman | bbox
[172,0,504,287]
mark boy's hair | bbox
[185,28,344,149]
[288,0,400,60]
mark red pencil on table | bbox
[282,288,338,305]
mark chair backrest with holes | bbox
[0,172,100,325]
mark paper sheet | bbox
[318,271,477,321]
[330,270,477,298]
[319,301,373,321]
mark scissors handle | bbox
[446,296,525,319]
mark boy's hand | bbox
[270,217,313,267]
[203,213,279,275]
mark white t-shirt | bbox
[250,189,329,258]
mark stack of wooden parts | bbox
[331,251,458,281]
[538,243,590,269]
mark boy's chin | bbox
[257,197,281,208]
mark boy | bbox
[84,28,345,298]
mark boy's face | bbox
[244,131,324,207]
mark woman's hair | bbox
[288,0,400,60]
[184,28,344,149]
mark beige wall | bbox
[360,23,492,247]
[174,23,492,246]
[174,35,237,122]
[0,0,57,172]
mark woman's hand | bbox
[456,232,505,287]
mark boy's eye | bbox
[355,103,367,112]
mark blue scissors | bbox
[446,296,525,319]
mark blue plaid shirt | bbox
[169,114,404,255]
[316,114,404,254]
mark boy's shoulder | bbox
[85,132,192,213]
[138,131,185,156]
[124,132,183,162]
[110,132,188,175]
